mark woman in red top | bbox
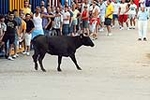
[81,5,89,36]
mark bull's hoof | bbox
[57,68,62,72]
[41,69,46,72]
[77,67,82,70]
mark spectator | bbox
[41,5,49,34]
[18,13,26,51]
[72,4,80,36]
[53,7,62,36]
[24,13,34,56]
[139,0,145,8]
[145,0,150,15]
[32,6,53,40]
[118,0,130,30]
[62,6,70,36]
[98,0,107,32]
[44,7,54,36]
[128,0,137,29]
[81,5,89,36]
[13,9,22,58]
[112,0,120,28]
[19,9,25,19]
[137,6,149,41]
[0,15,6,53]
[40,0,47,13]
[22,0,31,15]
[89,0,100,39]
[104,0,114,36]
[68,6,74,35]
[2,12,18,60]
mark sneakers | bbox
[22,51,27,55]
[109,33,112,36]
[132,26,135,29]
[8,56,14,61]
[26,52,30,56]
[107,33,112,36]
[112,25,115,28]
[12,54,19,58]
[99,28,104,32]
[23,51,30,56]
[120,27,124,30]
[129,26,135,29]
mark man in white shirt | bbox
[129,0,137,29]
[62,6,70,35]
[118,0,130,30]
[112,0,120,28]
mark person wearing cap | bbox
[81,5,89,36]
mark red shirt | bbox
[134,0,139,8]
[82,10,88,21]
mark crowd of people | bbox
[0,0,149,61]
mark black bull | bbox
[32,34,94,72]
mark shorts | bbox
[113,14,118,19]
[32,29,44,40]
[2,34,15,45]
[128,14,136,19]
[82,20,89,28]
[25,33,31,46]
[97,18,100,25]
[72,20,78,25]
[119,14,128,23]
[100,15,105,22]
[104,18,112,26]
[89,18,97,32]
[62,24,69,35]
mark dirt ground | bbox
[0,22,150,100]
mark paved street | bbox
[0,22,150,100]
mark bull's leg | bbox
[32,50,39,70]
[70,54,82,70]
[38,52,46,72]
[57,55,62,72]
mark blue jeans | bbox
[62,24,69,35]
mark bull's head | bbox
[80,34,94,47]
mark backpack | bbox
[145,0,150,7]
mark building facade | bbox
[0,0,61,14]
